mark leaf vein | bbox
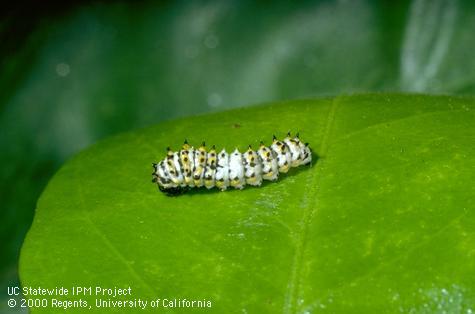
[283,96,340,314]
[75,170,157,297]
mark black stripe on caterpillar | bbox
[152,132,312,195]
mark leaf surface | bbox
[20,94,475,313]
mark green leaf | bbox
[20,94,475,313]
[6,0,475,291]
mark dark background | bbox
[2,0,475,312]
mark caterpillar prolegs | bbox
[152,132,312,195]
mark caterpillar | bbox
[152,132,312,195]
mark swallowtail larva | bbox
[152,132,312,195]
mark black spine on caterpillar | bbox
[152,132,312,195]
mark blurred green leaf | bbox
[20,94,475,313]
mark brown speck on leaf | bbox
[232,123,241,128]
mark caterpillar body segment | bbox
[271,135,292,173]
[165,149,183,186]
[193,143,207,187]
[229,148,245,189]
[204,145,217,189]
[179,141,194,187]
[243,146,263,186]
[257,143,279,181]
[152,133,312,195]
[215,149,230,190]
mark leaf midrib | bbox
[286,102,473,314]
[283,96,341,314]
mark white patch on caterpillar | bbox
[215,149,230,190]
[243,146,262,186]
[229,148,245,189]
[153,161,173,188]
[299,141,312,165]
[271,136,292,173]
[172,152,185,186]
[163,149,184,186]
[153,133,312,194]
[284,134,302,167]
[257,144,278,181]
